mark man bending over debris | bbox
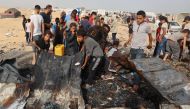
[77,28,104,88]
[32,31,52,64]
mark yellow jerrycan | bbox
[54,44,64,56]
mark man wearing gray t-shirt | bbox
[125,10,153,59]
[77,28,104,86]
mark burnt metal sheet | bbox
[133,58,190,105]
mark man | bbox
[80,16,91,31]
[125,10,152,59]
[40,4,52,31]
[21,15,27,31]
[65,9,79,23]
[77,28,104,86]
[30,5,44,64]
[111,16,119,43]
[89,12,97,26]
[66,12,78,30]
[64,23,79,56]
[156,16,169,57]
[33,31,52,52]
[25,19,31,44]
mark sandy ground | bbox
[0,8,132,55]
[0,8,62,54]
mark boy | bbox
[64,23,79,56]
[25,19,31,44]
[77,28,104,87]
[32,31,52,63]
[30,5,44,64]
[153,23,162,57]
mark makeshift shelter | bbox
[0,8,21,19]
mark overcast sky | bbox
[0,0,190,13]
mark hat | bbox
[35,5,41,10]
[183,16,190,22]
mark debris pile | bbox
[0,49,190,109]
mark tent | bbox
[0,8,21,18]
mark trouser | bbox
[156,37,167,56]
[85,56,103,85]
[130,48,146,59]
[81,56,103,105]
[165,40,180,61]
[112,33,117,42]
[26,32,30,44]
[153,41,159,57]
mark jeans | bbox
[26,32,30,44]
[112,33,117,42]
[85,56,103,85]
[153,41,159,57]
[156,37,167,56]
[130,48,146,59]
[32,35,42,52]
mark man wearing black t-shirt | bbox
[40,4,53,31]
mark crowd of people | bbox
[124,12,190,63]
[20,4,190,106]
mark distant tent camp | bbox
[0,8,21,19]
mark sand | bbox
[0,8,62,53]
[0,7,130,55]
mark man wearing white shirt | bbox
[30,5,44,65]
[125,10,153,59]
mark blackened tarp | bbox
[34,51,83,92]
[133,58,190,105]
[0,58,31,83]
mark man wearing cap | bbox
[30,5,44,65]
[40,4,53,31]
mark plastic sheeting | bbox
[27,51,84,108]
[0,58,31,83]
[133,58,190,105]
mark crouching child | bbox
[32,31,52,64]
[77,28,104,87]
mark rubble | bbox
[133,58,190,106]
[0,48,189,109]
